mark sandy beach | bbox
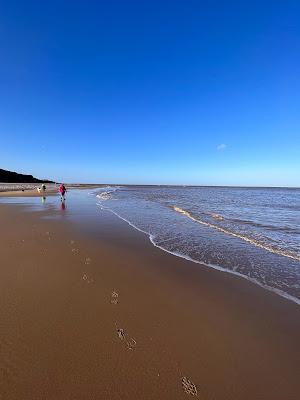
[0,183,103,197]
[0,191,299,400]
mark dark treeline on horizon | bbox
[0,168,54,183]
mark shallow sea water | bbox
[96,186,300,304]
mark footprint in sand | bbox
[126,337,137,350]
[115,325,136,350]
[82,273,94,284]
[110,290,119,305]
[182,376,197,396]
[45,231,51,240]
[117,328,126,341]
[84,257,92,265]
[71,248,79,255]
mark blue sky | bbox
[0,1,299,186]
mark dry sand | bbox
[0,200,299,400]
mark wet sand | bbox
[0,189,58,197]
[0,198,299,399]
[0,183,102,197]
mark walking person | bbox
[59,183,67,201]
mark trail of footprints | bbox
[3,234,197,395]
[110,292,136,350]
[82,258,94,283]
[70,240,79,255]
[70,239,198,396]
[110,290,119,304]
[70,241,94,283]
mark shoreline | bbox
[0,194,299,399]
[100,204,300,307]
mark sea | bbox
[95,186,300,305]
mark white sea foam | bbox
[173,206,300,262]
[209,212,224,221]
[97,203,300,306]
[96,186,120,201]
[97,191,113,200]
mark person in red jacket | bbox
[59,183,66,201]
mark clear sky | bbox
[0,1,299,186]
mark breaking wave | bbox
[96,191,113,200]
[96,186,121,201]
[173,206,300,262]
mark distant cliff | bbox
[0,169,54,183]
